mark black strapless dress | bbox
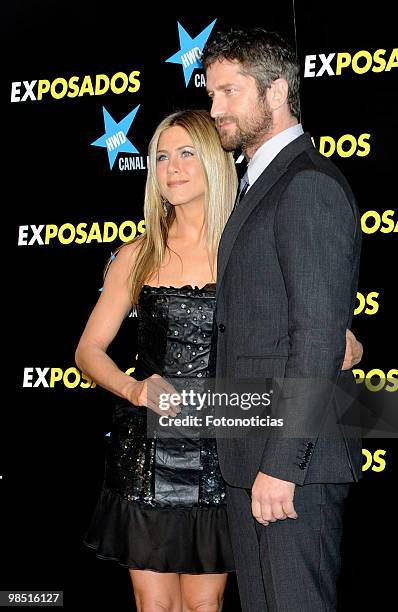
[83,284,234,573]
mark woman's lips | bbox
[167,180,189,187]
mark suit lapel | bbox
[216,133,314,300]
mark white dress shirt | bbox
[246,123,304,192]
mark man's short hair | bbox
[203,27,300,119]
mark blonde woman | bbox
[76,110,237,611]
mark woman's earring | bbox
[162,199,168,215]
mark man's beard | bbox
[216,101,273,152]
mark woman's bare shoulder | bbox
[110,236,145,274]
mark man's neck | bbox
[244,117,298,161]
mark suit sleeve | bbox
[259,169,357,484]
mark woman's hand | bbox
[126,374,182,417]
[342,329,363,370]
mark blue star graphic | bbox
[91,105,140,169]
[166,19,217,86]
[99,252,116,292]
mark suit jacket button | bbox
[218,323,226,332]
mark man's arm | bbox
[259,169,358,485]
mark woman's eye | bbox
[181,150,194,157]
[156,154,167,162]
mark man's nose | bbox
[210,96,225,118]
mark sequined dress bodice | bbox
[135,283,216,380]
[104,283,224,508]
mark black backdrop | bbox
[2,1,397,610]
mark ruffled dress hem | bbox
[83,487,235,574]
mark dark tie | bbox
[233,171,249,211]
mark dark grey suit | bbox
[214,133,362,611]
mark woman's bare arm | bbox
[75,240,180,416]
[75,241,140,401]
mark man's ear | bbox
[266,78,289,111]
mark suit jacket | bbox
[214,132,362,488]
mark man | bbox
[203,28,362,611]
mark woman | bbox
[75,109,238,611]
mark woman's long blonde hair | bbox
[105,109,237,304]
